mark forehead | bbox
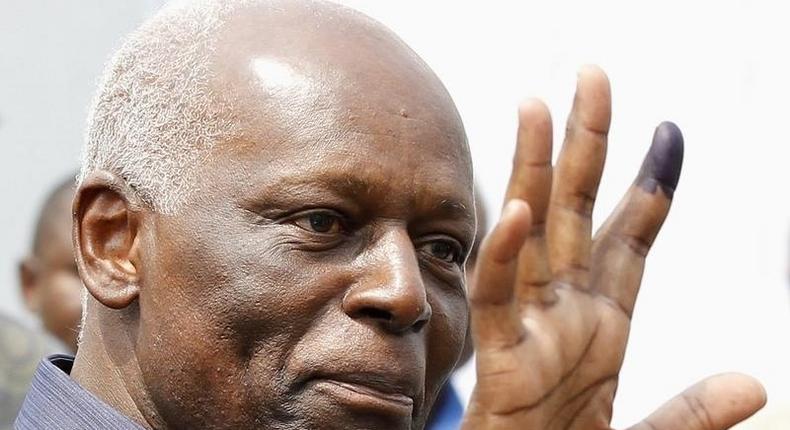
[207,88,473,222]
[203,3,474,214]
[211,6,466,139]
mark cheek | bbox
[144,233,333,357]
[136,215,341,426]
[424,290,468,392]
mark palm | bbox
[461,67,765,430]
[506,289,629,428]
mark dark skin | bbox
[19,181,82,352]
[458,189,488,366]
[73,4,470,430]
[462,69,765,429]
[70,2,765,430]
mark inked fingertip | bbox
[652,121,684,187]
[653,121,683,149]
[637,121,684,196]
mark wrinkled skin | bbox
[70,2,765,430]
[73,2,470,430]
[462,67,766,430]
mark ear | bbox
[19,258,41,312]
[74,171,145,309]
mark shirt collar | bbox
[14,354,144,430]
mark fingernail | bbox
[637,121,684,197]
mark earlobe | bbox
[74,171,145,310]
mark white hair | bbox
[78,0,261,340]
[79,0,253,214]
[77,0,405,341]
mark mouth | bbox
[308,375,415,418]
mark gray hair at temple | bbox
[79,0,253,214]
[77,0,268,338]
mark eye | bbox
[292,211,344,234]
[419,239,463,264]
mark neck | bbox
[71,306,162,429]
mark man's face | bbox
[129,15,475,430]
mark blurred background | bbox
[1,1,788,427]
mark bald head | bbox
[82,0,466,214]
[73,2,473,428]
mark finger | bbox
[503,100,554,303]
[504,99,553,216]
[592,122,683,316]
[626,373,766,430]
[547,65,611,287]
[469,199,531,350]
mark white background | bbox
[1,1,788,427]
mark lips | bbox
[304,371,418,418]
[285,329,427,422]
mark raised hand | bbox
[462,66,766,430]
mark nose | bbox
[342,229,432,334]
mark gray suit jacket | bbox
[14,355,142,430]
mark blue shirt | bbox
[426,384,464,430]
[14,355,143,430]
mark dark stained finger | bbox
[591,122,683,315]
[626,373,766,430]
[547,65,611,287]
[469,199,532,350]
[635,121,684,197]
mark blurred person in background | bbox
[18,175,82,353]
[1,176,78,428]
[0,315,53,430]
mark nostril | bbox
[357,307,392,322]
[411,318,427,332]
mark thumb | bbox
[627,373,766,430]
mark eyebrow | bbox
[246,171,475,226]
[265,173,376,203]
[434,199,473,223]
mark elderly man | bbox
[15,1,766,429]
